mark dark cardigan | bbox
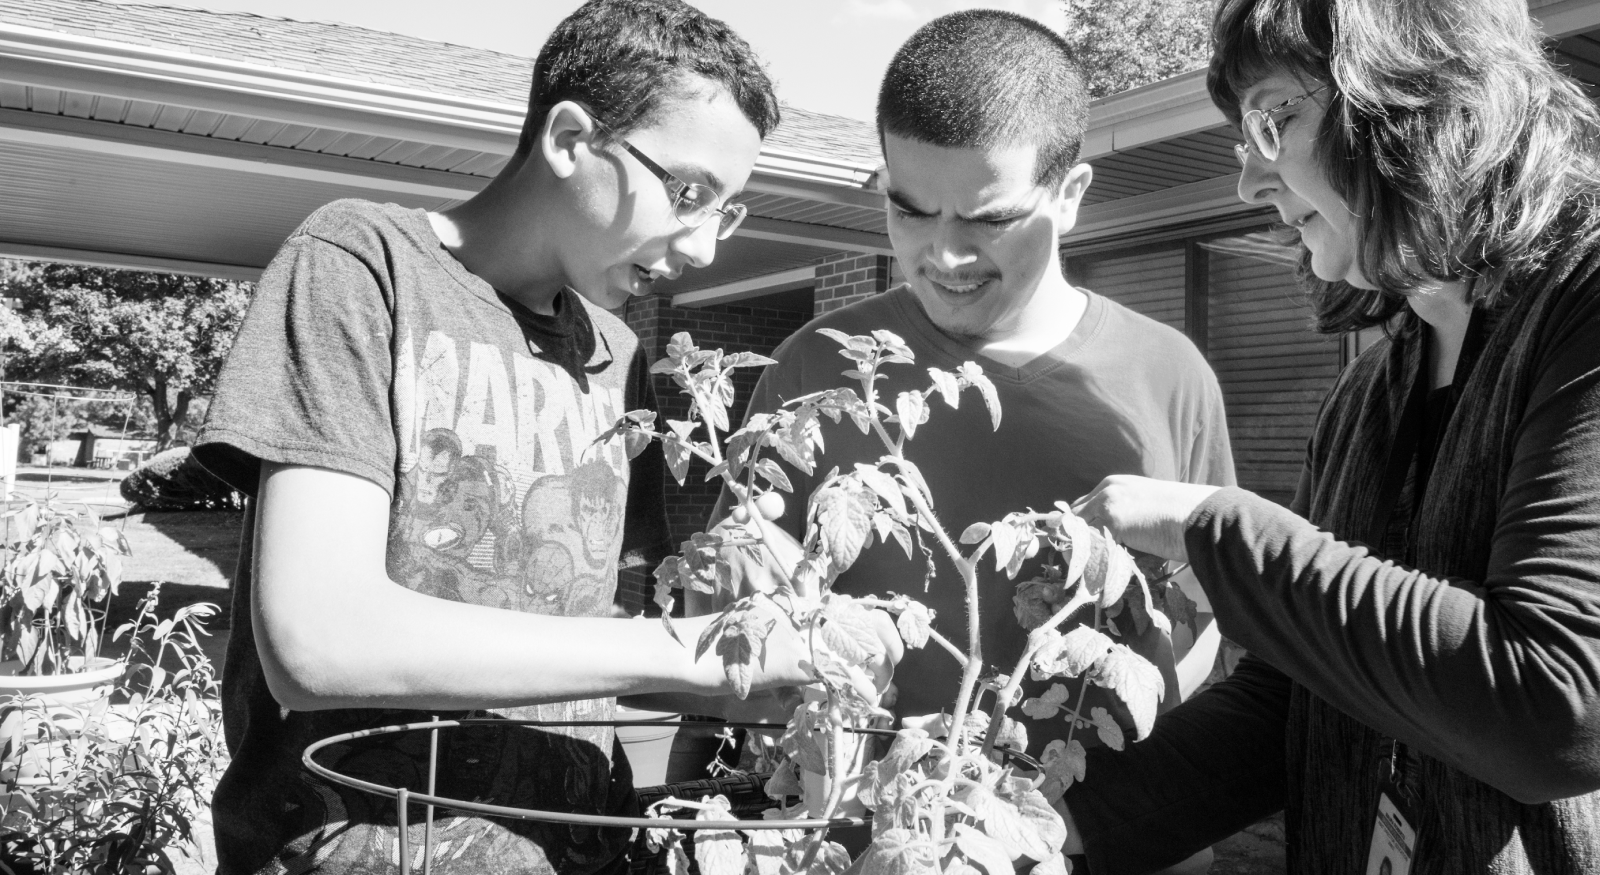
[1065,245,1600,873]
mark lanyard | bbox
[1365,305,1489,844]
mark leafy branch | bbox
[594,330,1168,874]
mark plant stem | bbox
[984,585,1095,756]
[1059,602,1104,753]
[851,597,970,668]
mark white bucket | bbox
[614,705,679,788]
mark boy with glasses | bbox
[191,2,877,872]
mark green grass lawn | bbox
[98,510,240,670]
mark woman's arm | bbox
[1079,306,1600,803]
[1184,308,1600,804]
[1062,654,1291,874]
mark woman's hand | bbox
[1071,475,1223,563]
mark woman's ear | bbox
[1054,162,1095,233]
[540,101,595,180]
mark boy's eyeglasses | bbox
[1233,85,1330,167]
[590,115,747,240]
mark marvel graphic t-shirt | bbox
[196,200,669,875]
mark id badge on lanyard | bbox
[1365,742,1418,875]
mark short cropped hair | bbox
[1208,0,1600,332]
[876,10,1089,189]
[517,0,779,153]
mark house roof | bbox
[5,0,1599,296]
[2,0,884,165]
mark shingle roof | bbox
[3,0,882,165]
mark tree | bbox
[1060,0,1213,99]
[0,260,252,449]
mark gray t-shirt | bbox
[746,286,1234,752]
[196,199,669,875]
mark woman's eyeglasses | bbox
[1233,85,1329,167]
[590,115,747,240]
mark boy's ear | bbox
[1054,162,1095,234]
[540,101,595,180]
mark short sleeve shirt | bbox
[744,286,1234,754]
[195,199,670,875]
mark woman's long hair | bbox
[1207,0,1600,333]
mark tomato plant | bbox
[596,329,1169,875]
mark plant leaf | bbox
[764,759,804,800]
[992,779,1067,863]
[894,391,929,440]
[713,609,770,701]
[956,362,1002,430]
[1089,706,1125,751]
[1162,579,1199,640]
[785,840,851,875]
[1087,645,1165,740]
[1036,626,1115,680]
[855,463,908,518]
[819,596,885,666]
[955,823,1017,875]
[927,368,961,408]
[1097,539,1138,610]
[960,522,993,545]
[1038,739,1088,802]
[811,476,875,572]
[854,827,938,875]
[747,828,789,875]
[859,727,934,809]
[725,351,779,369]
[1019,682,1072,720]
[693,798,744,875]
[755,458,794,494]
[1055,512,1095,587]
[894,600,933,650]
[780,707,829,774]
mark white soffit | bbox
[671,266,816,308]
[1070,175,1246,244]
[739,216,893,256]
[0,107,486,200]
[0,241,262,281]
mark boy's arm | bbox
[253,461,817,711]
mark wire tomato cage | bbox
[304,717,917,875]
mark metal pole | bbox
[425,717,438,875]
[397,787,411,875]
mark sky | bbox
[123,0,1068,122]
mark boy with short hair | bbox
[196,2,831,871]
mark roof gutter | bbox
[0,23,881,202]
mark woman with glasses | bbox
[1058,0,1600,871]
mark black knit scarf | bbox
[1286,242,1600,874]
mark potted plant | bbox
[0,585,226,874]
[591,330,1174,874]
[301,330,1179,875]
[0,497,130,707]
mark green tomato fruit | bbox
[729,505,752,525]
[755,492,786,521]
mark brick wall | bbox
[615,294,811,614]
[814,252,894,313]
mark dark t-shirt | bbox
[742,286,1234,753]
[195,200,670,875]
